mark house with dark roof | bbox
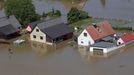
[30,18,73,45]
[78,21,116,46]
[0,15,22,39]
[26,19,46,32]
[26,17,66,32]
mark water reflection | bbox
[30,39,70,57]
[77,45,129,62]
[31,42,48,56]
[100,0,106,8]
[77,46,91,62]
[83,0,134,21]
[60,0,86,9]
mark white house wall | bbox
[30,26,46,43]
[78,29,95,46]
[117,38,124,46]
[90,44,125,54]
[90,47,107,53]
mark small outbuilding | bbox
[0,15,22,39]
[90,41,125,54]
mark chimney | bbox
[92,23,97,28]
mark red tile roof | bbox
[86,21,115,41]
[120,33,134,43]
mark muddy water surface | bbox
[0,40,134,75]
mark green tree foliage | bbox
[4,0,40,27]
[55,10,61,17]
[67,7,90,24]
[42,12,47,18]
[42,8,61,18]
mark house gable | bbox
[78,29,95,46]
[117,38,125,46]
[26,25,32,32]
[30,26,46,43]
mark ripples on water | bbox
[0,35,134,75]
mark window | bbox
[40,36,43,40]
[84,33,87,37]
[93,48,103,55]
[33,35,36,38]
[18,27,21,29]
[118,42,121,45]
[36,29,39,32]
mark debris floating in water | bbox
[13,39,25,44]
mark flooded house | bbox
[90,33,134,54]
[0,15,22,39]
[89,41,125,54]
[30,18,73,45]
[78,21,116,46]
[117,33,134,46]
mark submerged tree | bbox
[5,0,40,27]
[67,7,89,24]
[42,8,61,18]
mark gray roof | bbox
[0,15,21,35]
[0,19,10,27]
[38,17,65,29]
[41,23,73,39]
[0,15,21,29]
[8,15,21,29]
[0,24,18,35]
[0,17,7,22]
[102,36,114,41]
[32,18,73,39]
[0,11,6,19]
[91,41,116,48]
[29,19,45,30]
[29,17,65,30]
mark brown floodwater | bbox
[32,0,134,21]
[0,0,134,75]
[0,35,134,75]
[1,0,134,21]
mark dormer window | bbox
[84,33,87,37]
[36,29,39,32]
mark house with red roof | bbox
[117,33,134,46]
[78,21,116,46]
